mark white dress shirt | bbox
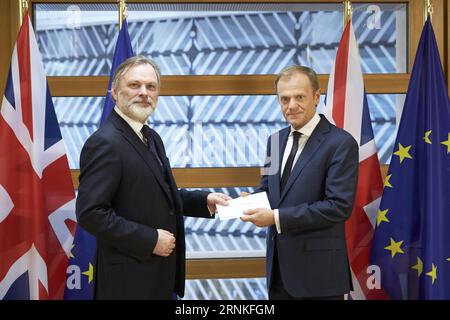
[274,113,321,233]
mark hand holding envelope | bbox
[216,192,273,227]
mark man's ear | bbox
[111,87,118,102]
[314,88,321,106]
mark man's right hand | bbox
[153,229,176,257]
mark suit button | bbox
[169,209,175,216]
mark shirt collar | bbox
[290,112,320,138]
[114,106,145,138]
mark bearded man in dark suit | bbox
[76,56,230,299]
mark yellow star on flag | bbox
[441,133,450,154]
[82,263,94,284]
[377,208,390,226]
[426,263,437,285]
[423,130,432,144]
[393,143,413,163]
[69,244,75,259]
[384,174,393,188]
[411,257,423,277]
[384,238,405,258]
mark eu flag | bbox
[370,17,450,299]
[64,19,134,300]
[100,19,134,124]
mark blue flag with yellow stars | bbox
[370,16,450,299]
[64,226,96,299]
[64,19,134,300]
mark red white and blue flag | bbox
[0,14,76,300]
[323,20,388,299]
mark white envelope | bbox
[217,192,271,221]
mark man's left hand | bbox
[241,208,275,227]
[207,192,232,214]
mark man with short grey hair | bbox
[112,55,161,91]
[242,65,358,300]
[76,56,230,299]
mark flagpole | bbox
[118,0,128,30]
[424,0,433,23]
[18,0,28,26]
[343,0,352,26]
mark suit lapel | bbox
[278,117,330,204]
[110,111,173,202]
[268,127,290,203]
[151,130,182,212]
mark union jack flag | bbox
[323,20,388,299]
[0,14,76,300]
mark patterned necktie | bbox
[280,131,302,192]
[141,125,164,169]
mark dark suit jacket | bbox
[76,110,210,299]
[256,114,358,298]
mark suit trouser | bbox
[268,237,344,300]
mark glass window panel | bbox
[34,3,118,76]
[54,94,399,168]
[34,2,407,76]
[184,278,267,300]
[352,3,407,73]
